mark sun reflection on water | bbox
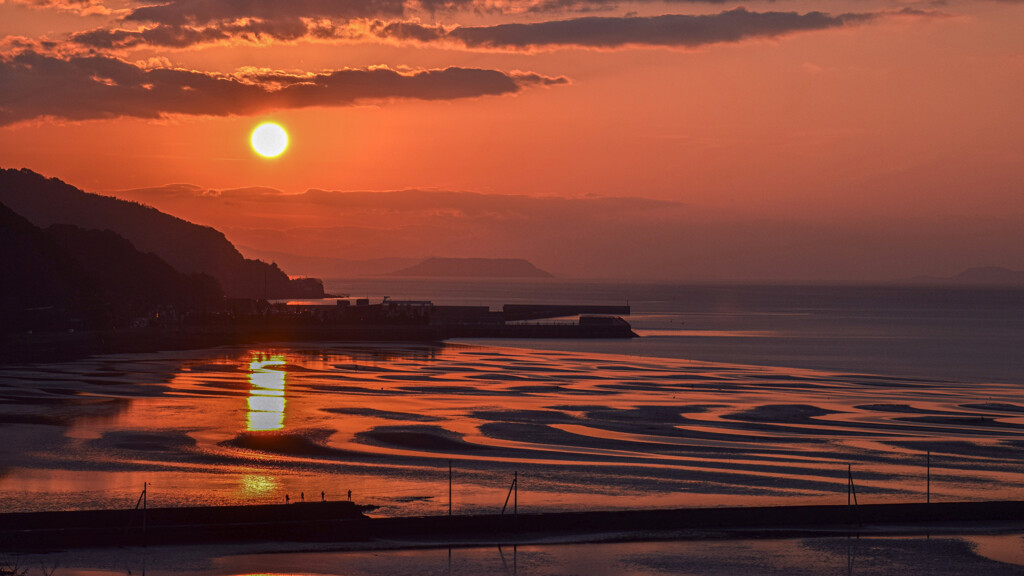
[247,355,287,431]
[239,473,279,497]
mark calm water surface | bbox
[329,280,1024,384]
[13,534,1024,576]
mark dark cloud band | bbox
[71,20,316,50]
[71,8,923,52]
[387,8,879,50]
[0,51,567,126]
[124,0,407,26]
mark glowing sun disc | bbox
[251,123,288,157]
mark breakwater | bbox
[1,305,635,363]
[4,501,1024,551]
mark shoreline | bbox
[0,319,634,365]
[0,326,446,364]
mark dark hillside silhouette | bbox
[1,202,223,332]
[46,224,223,323]
[1,201,97,330]
[0,168,323,299]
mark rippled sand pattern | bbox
[1,343,1023,516]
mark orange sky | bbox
[1,0,1022,281]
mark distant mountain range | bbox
[0,168,322,299]
[236,249,554,280]
[387,257,553,278]
[907,267,1024,286]
[235,246,419,279]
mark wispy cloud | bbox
[0,50,567,126]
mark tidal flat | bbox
[3,343,1024,515]
[3,343,1024,574]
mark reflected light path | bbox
[239,474,279,498]
[247,355,287,432]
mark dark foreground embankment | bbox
[369,500,1024,542]
[4,501,1024,552]
[0,501,370,551]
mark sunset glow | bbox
[2,3,1023,570]
[1,1,1022,280]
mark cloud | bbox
[0,50,567,126]
[123,0,407,26]
[5,0,111,16]
[382,8,881,50]
[414,0,623,15]
[69,7,934,52]
[113,185,694,248]
[71,20,317,50]
[117,0,709,26]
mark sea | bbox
[328,279,1024,384]
[2,280,1024,575]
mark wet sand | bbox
[2,343,1024,518]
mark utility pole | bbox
[448,460,452,518]
[142,482,148,548]
[502,472,518,518]
[926,451,931,504]
[847,465,858,507]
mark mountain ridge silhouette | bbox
[0,168,322,299]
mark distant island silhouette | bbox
[906,266,1024,286]
[387,257,554,278]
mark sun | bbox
[251,122,288,158]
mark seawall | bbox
[4,501,1024,551]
